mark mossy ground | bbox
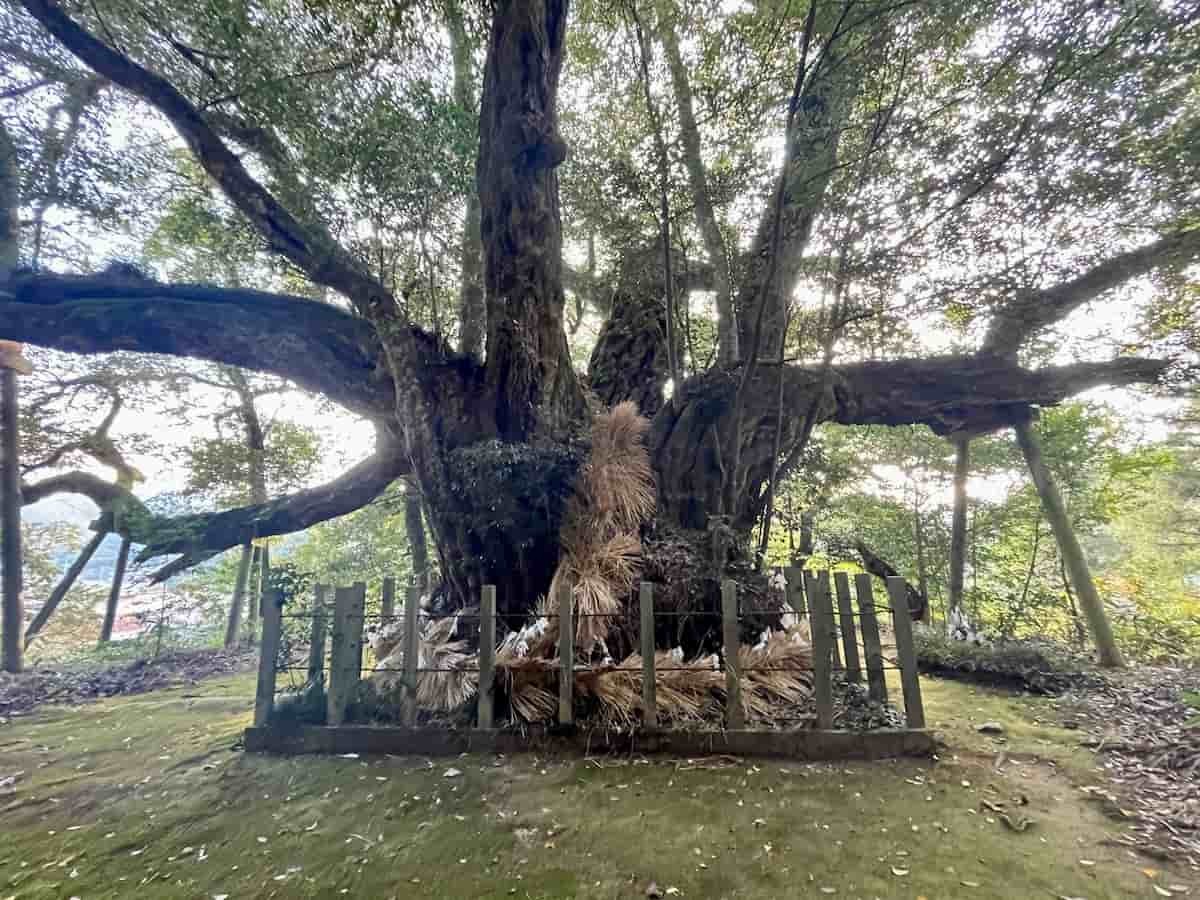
[0,672,1192,899]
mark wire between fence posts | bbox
[254,589,283,727]
[640,582,657,728]
[403,583,421,727]
[327,584,365,726]
[307,584,328,686]
[834,572,862,684]
[854,574,888,704]
[886,576,926,729]
[381,576,396,620]
[805,570,834,729]
[558,579,574,726]
[477,584,496,730]
[784,566,806,619]
[721,579,744,729]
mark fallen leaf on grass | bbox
[891,867,909,876]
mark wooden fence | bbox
[248,569,929,759]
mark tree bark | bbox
[854,539,925,620]
[225,540,252,648]
[660,12,736,365]
[98,535,131,644]
[446,0,485,359]
[477,0,585,439]
[1014,417,1123,667]
[1,370,21,673]
[405,479,430,589]
[25,529,107,647]
[947,438,969,614]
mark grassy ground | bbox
[0,672,1193,899]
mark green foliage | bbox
[184,420,321,507]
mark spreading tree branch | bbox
[0,270,395,417]
[982,228,1200,357]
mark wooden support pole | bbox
[640,582,657,728]
[886,576,926,729]
[806,571,833,729]
[721,579,744,729]
[381,576,396,620]
[854,573,888,704]
[254,589,283,727]
[98,536,132,645]
[477,584,496,729]
[403,583,421,727]
[1,367,21,674]
[558,579,574,726]
[327,585,363,726]
[783,566,806,618]
[25,529,108,647]
[307,584,328,685]
[834,571,861,683]
[1014,418,1123,667]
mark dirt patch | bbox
[0,647,258,723]
[1053,665,1200,869]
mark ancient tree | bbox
[1,0,1196,659]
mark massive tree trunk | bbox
[1014,416,1123,667]
[405,478,430,589]
[98,535,131,644]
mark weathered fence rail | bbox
[248,568,930,761]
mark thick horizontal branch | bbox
[132,450,409,581]
[0,271,394,417]
[982,228,1200,357]
[22,470,138,510]
[828,354,1173,435]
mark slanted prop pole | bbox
[477,584,496,729]
[640,582,657,728]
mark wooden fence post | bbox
[834,572,862,683]
[558,579,574,726]
[640,582,657,728]
[784,566,806,619]
[381,576,396,620]
[721,579,744,729]
[886,576,926,729]
[478,584,496,729]
[805,571,834,729]
[403,583,421,727]
[254,589,283,727]
[307,584,328,685]
[326,584,365,726]
[819,570,842,671]
[854,574,888,704]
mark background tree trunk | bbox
[948,438,969,616]
[225,540,253,648]
[247,544,262,637]
[913,497,931,624]
[1014,418,1123,667]
[1,369,21,673]
[98,535,131,644]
